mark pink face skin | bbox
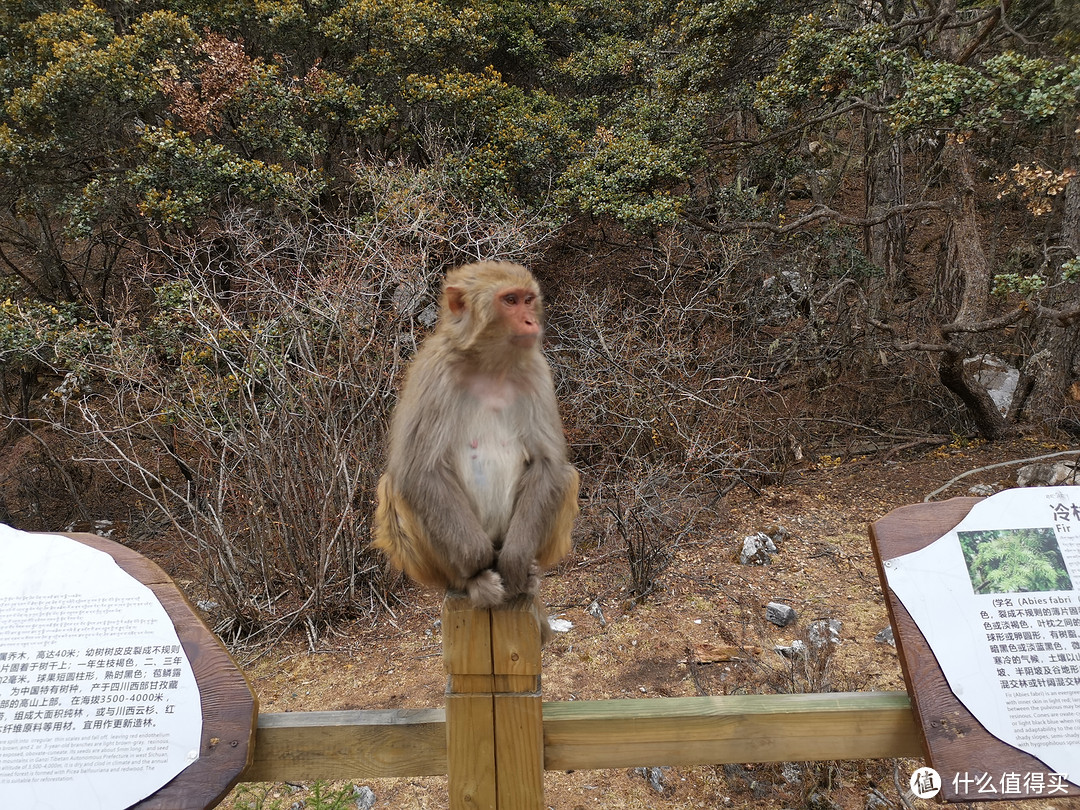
[498,287,541,348]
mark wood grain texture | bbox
[542,692,921,770]
[492,599,544,809]
[57,532,257,810]
[244,709,447,781]
[444,596,497,810]
[238,691,926,784]
[443,595,545,809]
[495,693,543,808]
[870,500,1080,800]
[446,694,497,809]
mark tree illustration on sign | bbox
[958,528,1072,595]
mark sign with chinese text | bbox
[883,487,1080,795]
[0,524,202,809]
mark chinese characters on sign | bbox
[0,525,202,810]
[884,486,1080,795]
[951,770,1070,797]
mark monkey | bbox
[373,261,579,637]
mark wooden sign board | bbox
[871,499,1080,802]
[26,532,257,810]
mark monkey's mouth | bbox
[510,333,540,348]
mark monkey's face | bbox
[497,286,542,348]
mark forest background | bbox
[1,0,1079,649]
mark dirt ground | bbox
[196,435,1080,810]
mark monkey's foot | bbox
[465,569,506,608]
[523,563,541,597]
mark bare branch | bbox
[1033,300,1080,326]
[940,305,1029,334]
[924,450,1080,502]
[867,317,951,352]
[688,201,947,237]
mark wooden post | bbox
[443,594,544,810]
[492,598,544,809]
[444,595,497,810]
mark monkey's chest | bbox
[456,412,525,542]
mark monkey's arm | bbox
[496,367,579,596]
[394,459,496,579]
[498,456,578,596]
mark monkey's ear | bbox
[446,286,467,316]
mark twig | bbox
[839,437,951,466]
[893,761,916,810]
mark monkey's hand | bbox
[465,569,506,608]
[495,544,539,598]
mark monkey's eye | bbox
[503,293,519,306]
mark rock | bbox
[762,271,809,324]
[963,354,1019,416]
[1018,463,1053,486]
[549,617,573,633]
[419,302,438,328]
[766,602,797,627]
[1017,461,1080,488]
[632,766,670,794]
[353,785,376,810]
[587,600,607,627]
[874,626,895,646]
[763,523,790,547]
[775,640,807,658]
[740,534,772,565]
[809,618,842,648]
[968,483,997,496]
[781,762,802,785]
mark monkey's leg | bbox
[375,475,498,603]
[499,461,577,596]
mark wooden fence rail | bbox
[239,595,924,809]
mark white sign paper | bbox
[0,524,202,809]
[884,487,1080,787]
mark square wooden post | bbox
[444,595,497,810]
[492,597,544,809]
[443,594,545,810]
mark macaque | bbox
[374,261,579,636]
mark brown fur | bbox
[373,261,579,638]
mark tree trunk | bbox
[864,110,906,316]
[939,347,1015,439]
[863,0,907,316]
[1021,129,1080,431]
[937,139,1017,439]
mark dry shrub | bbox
[550,228,805,496]
[602,461,700,600]
[60,164,561,646]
